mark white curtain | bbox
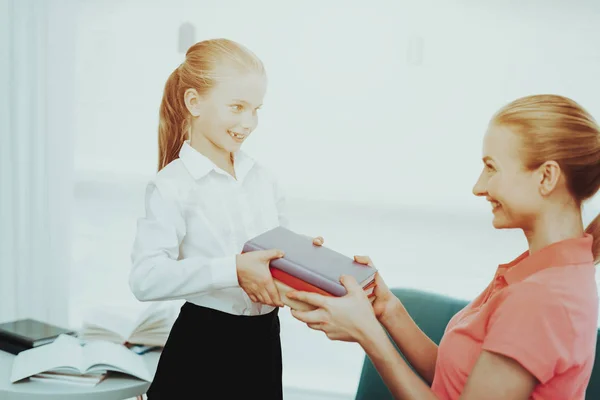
[0,0,76,328]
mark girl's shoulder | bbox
[236,150,281,186]
[149,159,195,199]
[247,156,279,183]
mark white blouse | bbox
[129,141,289,316]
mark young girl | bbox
[288,94,600,399]
[129,38,322,399]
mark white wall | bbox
[71,0,600,213]
[63,1,600,396]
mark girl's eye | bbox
[230,105,243,112]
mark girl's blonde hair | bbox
[157,38,265,171]
[491,94,600,264]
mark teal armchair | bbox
[355,288,600,399]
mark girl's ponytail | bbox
[158,67,188,171]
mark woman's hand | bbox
[353,256,402,323]
[287,275,381,343]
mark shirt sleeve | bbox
[272,174,291,229]
[129,182,239,302]
[481,282,575,384]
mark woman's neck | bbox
[524,205,584,254]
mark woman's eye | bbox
[230,105,243,112]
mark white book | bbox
[30,370,107,387]
[29,376,104,387]
[79,301,181,346]
[10,334,152,383]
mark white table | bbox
[0,349,160,400]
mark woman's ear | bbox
[184,88,201,117]
[538,160,561,196]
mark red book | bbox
[272,273,376,311]
[270,267,333,297]
[271,267,376,297]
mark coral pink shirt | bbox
[431,234,598,399]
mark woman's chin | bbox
[491,213,508,229]
[491,215,517,230]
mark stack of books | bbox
[10,334,152,386]
[243,226,378,311]
[0,319,108,386]
[0,318,76,355]
[2,316,160,387]
[29,370,108,387]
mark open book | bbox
[10,334,152,383]
[79,301,180,346]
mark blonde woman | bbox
[290,94,600,400]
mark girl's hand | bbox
[236,249,285,307]
[287,275,380,343]
[308,235,324,246]
[235,236,324,307]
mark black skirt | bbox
[146,302,283,399]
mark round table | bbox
[0,348,160,400]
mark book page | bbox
[130,302,166,337]
[10,334,83,382]
[81,305,142,342]
[129,301,180,345]
[31,371,107,387]
[82,340,152,381]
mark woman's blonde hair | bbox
[491,94,600,264]
[157,38,265,171]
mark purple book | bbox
[242,226,377,297]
